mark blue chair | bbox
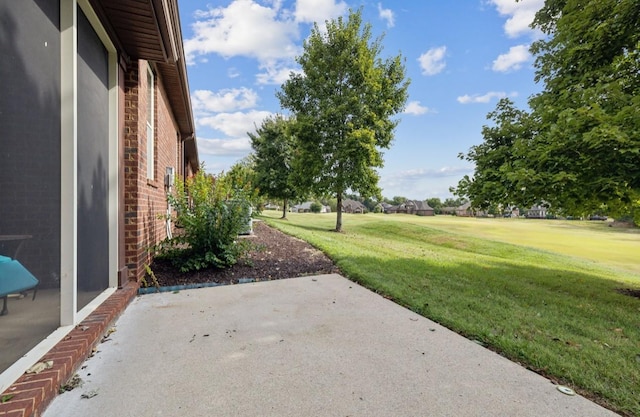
[0,255,39,316]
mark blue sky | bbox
[177,0,545,200]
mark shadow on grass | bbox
[338,254,640,417]
[261,217,336,233]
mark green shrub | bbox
[309,202,322,213]
[156,168,253,272]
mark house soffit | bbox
[90,0,198,169]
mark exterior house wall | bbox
[0,1,198,414]
[124,60,180,283]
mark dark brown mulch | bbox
[616,288,640,299]
[150,220,340,287]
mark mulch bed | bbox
[616,288,640,299]
[150,220,340,287]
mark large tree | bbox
[455,0,639,223]
[278,9,409,231]
[455,98,538,211]
[527,0,640,219]
[249,115,299,219]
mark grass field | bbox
[260,212,640,416]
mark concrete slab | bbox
[43,274,618,417]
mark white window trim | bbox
[147,65,155,180]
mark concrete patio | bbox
[43,274,618,416]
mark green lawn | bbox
[260,212,640,416]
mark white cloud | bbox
[403,101,431,115]
[379,166,474,199]
[457,91,508,104]
[294,0,348,24]
[255,61,301,85]
[192,88,259,113]
[391,166,473,181]
[492,44,531,72]
[184,0,300,65]
[418,46,447,76]
[227,67,240,78]
[378,3,395,28]
[488,0,544,38]
[197,110,274,137]
[197,137,252,157]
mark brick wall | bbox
[0,284,138,417]
[123,60,179,283]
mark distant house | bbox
[380,202,393,213]
[455,202,474,217]
[503,206,520,218]
[264,203,280,211]
[291,202,331,213]
[408,200,435,216]
[342,199,366,213]
[386,200,434,216]
[440,206,457,215]
[527,205,548,219]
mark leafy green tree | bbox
[249,115,300,219]
[362,197,379,212]
[321,197,338,212]
[388,196,408,206]
[454,98,538,211]
[454,0,640,224]
[527,0,640,221]
[309,202,322,213]
[443,197,466,208]
[226,156,262,209]
[426,197,442,214]
[278,8,410,232]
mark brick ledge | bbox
[0,282,139,417]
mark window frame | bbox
[146,65,155,181]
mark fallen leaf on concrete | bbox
[26,360,54,374]
[60,374,84,392]
[81,389,99,399]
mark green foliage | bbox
[443,197,466,208]
[141,263,160,289]
[454,0,640,225]
[426,198,442,212]
[321,198,338,212]
[345,193,379,212]
[249,115,301,218]
[225,156,262,211]
[455,98,538,211]
[309,202,322,213]
[155,167,253,272]
[277,8,410,231]
[387,196,407,205]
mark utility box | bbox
[240,205,253,235]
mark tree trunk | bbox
[281,198,288,219]
[335,193,343,232]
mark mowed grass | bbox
[260,212,640,416]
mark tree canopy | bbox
[249,115,300,219]
[454,0,639,224]
[277,8,409,231]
